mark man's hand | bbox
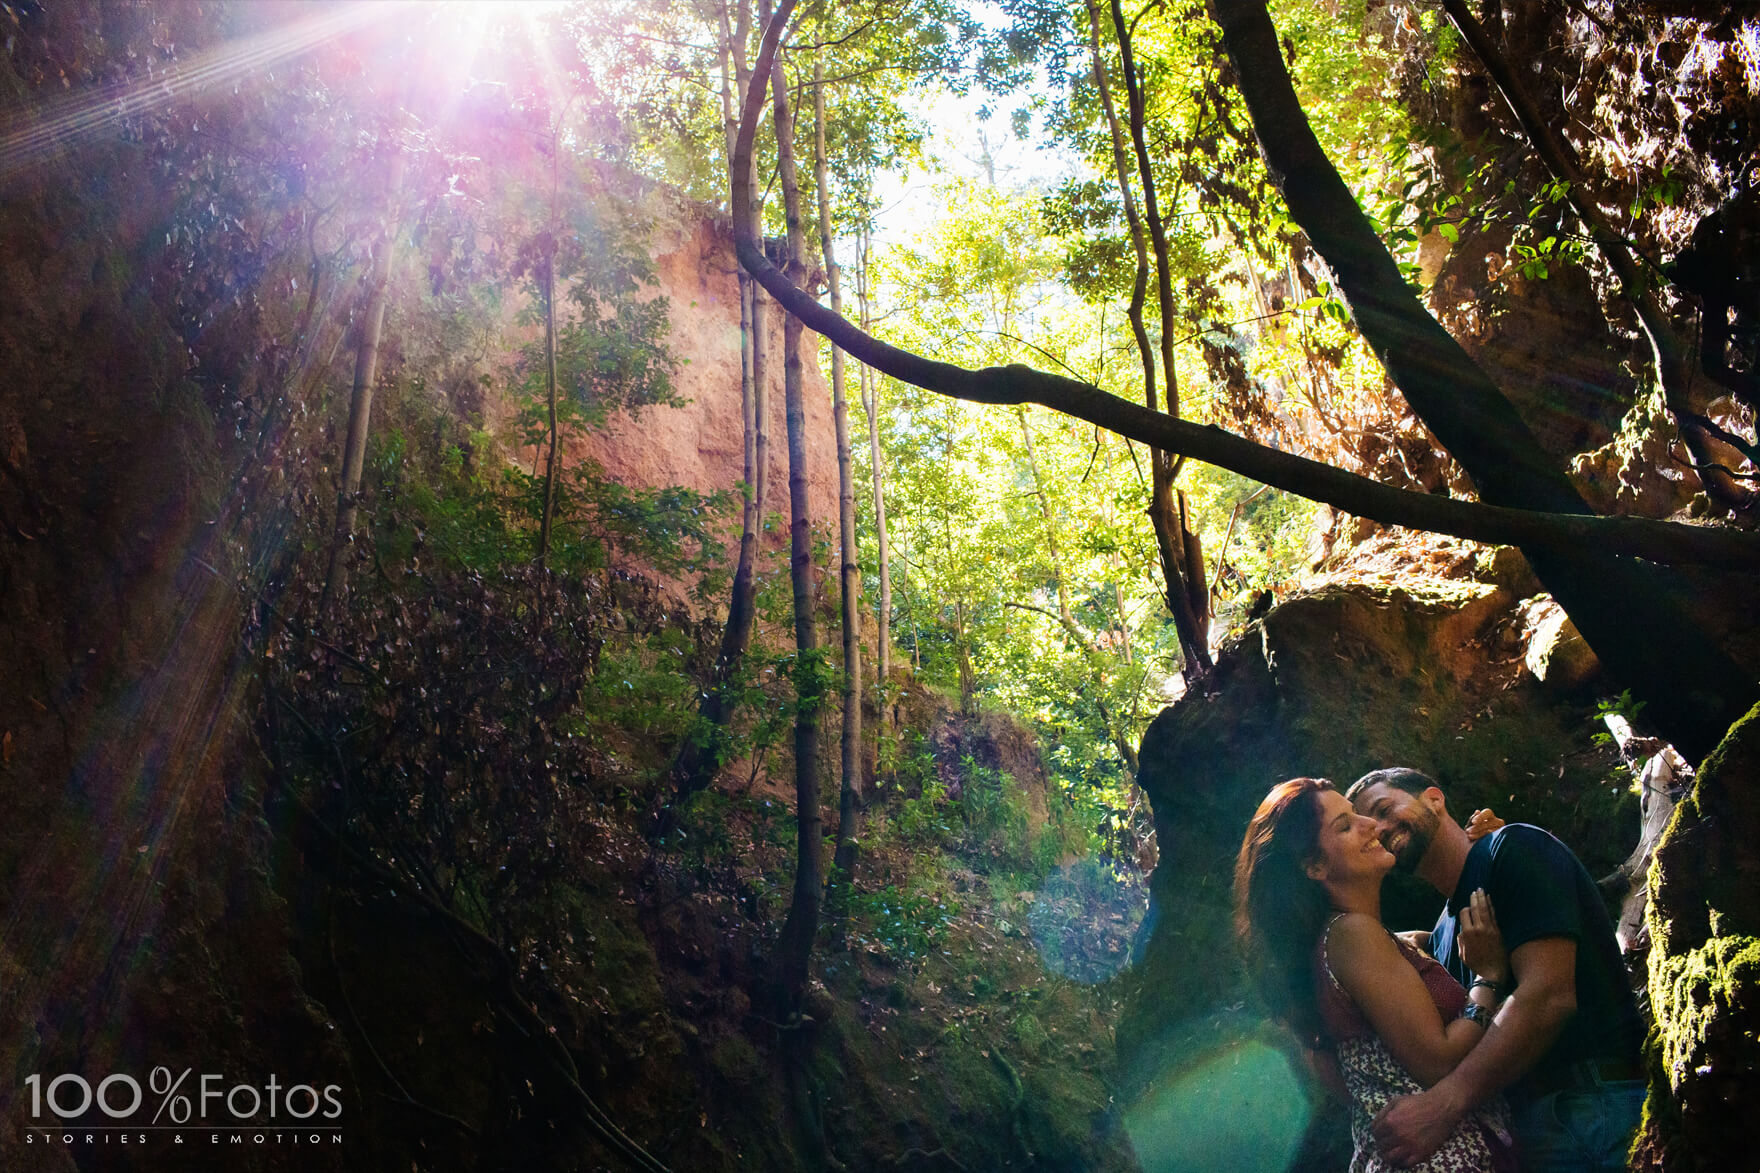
[1457,889,1508,986]
[1372,1087,1466,1167]
[1395,929,1432,955]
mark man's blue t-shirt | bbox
[1427,824,1643,1095]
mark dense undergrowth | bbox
[217,333,1148,1169]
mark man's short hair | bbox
[1345,766,1439,804]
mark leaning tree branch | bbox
[729,1,1760,573]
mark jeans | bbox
[1510,1077,1646,1173]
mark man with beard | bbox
[1345,767,1644,1172]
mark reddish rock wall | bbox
[568,206,841,555]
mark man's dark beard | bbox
[1387,804,1440,873]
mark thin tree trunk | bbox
[672,0,769,804]
[953,593,976,713]
[1101,441,1136,666]
[942,483,978,714]
[1111,0,1211,672]
[723,3,760,646]
[1086,0,1211,675]
[1178,488,1210,631]
[815,54,864,897]
[321,147,405,615]
[901,519,919,672]
[536,240,561,568]
[768,25,823,1007]
[856,220,892,704]
[736,0,771,561]
[1017,406,1077,633]
[1094,692,1140,776]
[1113,572,1134,666]
[1110,0,1180,422]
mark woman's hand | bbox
[1464,808,1505,841]
[1457,888,1508,987]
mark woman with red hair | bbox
[1234,778,1516,1172]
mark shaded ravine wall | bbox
[0,170,840,1167]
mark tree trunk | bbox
[1087,0,1212,676]
[535,239,561,568]
[768,25,823,1008]
[672,0,770,804]
[1207,0,1757,760]
[736,0,771,569]
[320,146,405,615]
[814,55,865,901]
[1017,406,1078,634]
[856,221,892,710]
[953,592,977,714]
[1178,488,1210,632]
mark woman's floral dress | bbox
[1315,914,1518,1173]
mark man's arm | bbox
[1369,935,1577,1167]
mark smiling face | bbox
[1305,788,1397,887]
[1350,781,1444,874]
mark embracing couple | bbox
[1234,768,1646,1172]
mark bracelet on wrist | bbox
[1469,977,1508,999]
[1460,1002,1494,1028]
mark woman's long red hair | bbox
[1233,777,1335,1041]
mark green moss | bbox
[1651,934,1760,1078]
[1392,577,1500,607]
[1010,1012,1050,1055]
[555,882,666,1023]
[708,1034,764,1088]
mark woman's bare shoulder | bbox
[1321,911,1384,946]
[1322,913,1398,977]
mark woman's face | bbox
[1305,788,1396,886]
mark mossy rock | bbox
[707,1033,764,1088]
[1009,1012,1050,1056]
[1641,701,1760,1169]
[558,883,667,1024]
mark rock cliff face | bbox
[569,206,842,569]
[1116,557,1634,1167]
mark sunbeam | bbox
[0,2,399,183]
